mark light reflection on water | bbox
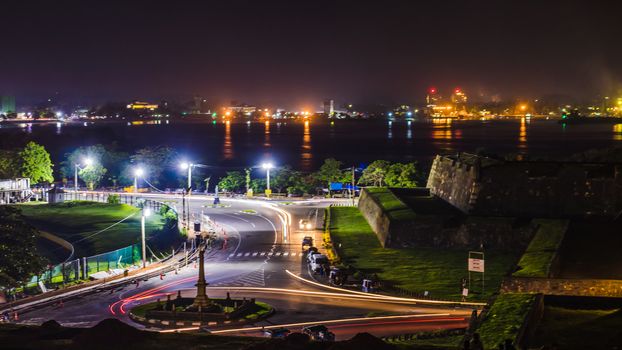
[301,120,312,169]
[614,124,622,141]
[223,120,233,160]
[519,117,527,148]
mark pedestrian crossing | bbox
[228,251,306,259]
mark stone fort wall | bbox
[427,154,622,217]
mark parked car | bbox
[302,236,314,249]
[307,250,321,263]
[263,327,291,338]
[302,325,335,341]
[309,254,328,272]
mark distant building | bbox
[0,178,31,204]
[450,88,468,110]
[193,96,210,114]
[127,101,158,110]
[426,88,441,107]
[323,99,334,116]
[227,103,256,115]
[427,153,622,218]
[0,95,16,114]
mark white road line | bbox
[252,252,258,256]
[283,252,289,257]
[260,252,265,256]
[244,252,251,257]
[237,253,243,257]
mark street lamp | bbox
[74,157,93,192]
[180,162,193,193]
[134,167,144,193]
[262,162,274,196]
[141,207,151,268]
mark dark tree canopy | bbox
[0,206,46,289]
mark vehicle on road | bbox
[299,219,313,230]
[263,327,291,338]
[307,249,320,263]
[302,236,313,249]
[301,325,335,341]
[309,253,328,272]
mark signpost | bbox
[468,251,485,296]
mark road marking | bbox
[229,253,234,257]
[283,252,289,257]
[252,252,258,256]
[275,252,281,257]
[237,253,243,257]
[244,252,251,257]
[260,252,265,256]
[268,252,273,256]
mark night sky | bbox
[2,0,622,107]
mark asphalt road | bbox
[16,194,474,340]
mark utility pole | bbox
[351,165,356,206]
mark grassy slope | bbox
[19,201,164,258]
[513,219,567,278]
[365,187,417,221]
[476,293,536,349]
[329,207,518,300]
[531,305,622,349]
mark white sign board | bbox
[468,258,485,273]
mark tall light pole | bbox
[74,157,93,192]
[180,162,193,194]
[141,207,151,268]
[262,162,274,197]
[134,167,144,193]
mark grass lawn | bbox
[329,207,519,301]
[18,201,165,258]
[476,293,537,349]
[365,187,417,221]
[513,219,568,278]
[531,305,622,349]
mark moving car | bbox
[301,325,335,341]
[299,219,313,230]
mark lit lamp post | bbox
[262,162,274,197]
[134,167,144,193]
[74,157,93,192]
[180,162,193,194]
[141,207,151,268]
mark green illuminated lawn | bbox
[513,219,568,278]
[329,207,518,301]
[18,201,164,258]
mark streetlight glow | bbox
[262,162,274,170]
[134,168,144,177]
[83,157,93,166]
[180,162,189,170]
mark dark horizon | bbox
[2,0,622,108]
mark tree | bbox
[218,171,245,192]
[129,146,177,186]
[272,166,295,194]
[0,206,46,289]
[245,168,252,193]
[18,142,54,184]
[251,178,267,193]
[60,144,125,187]
[385,162,419,188]
[314,158,345,188]
[79,163,107,190]
[358,160,391,187]
[0,150,18,178]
